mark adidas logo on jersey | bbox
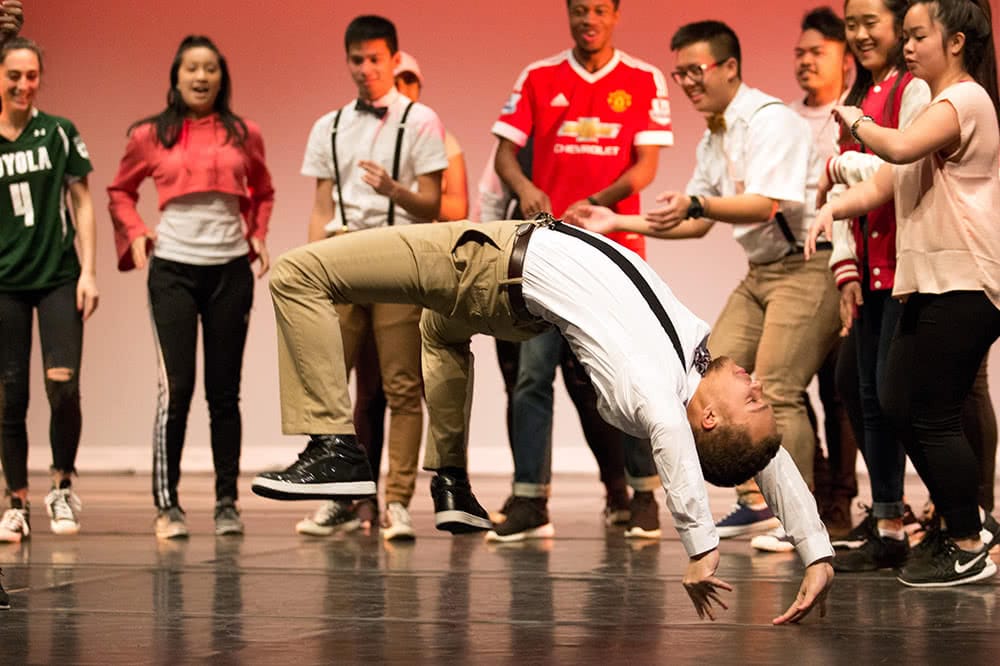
[550,93,570,107]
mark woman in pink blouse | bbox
[808,0,999,588]
[108,35,274,539]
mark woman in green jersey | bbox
[0,37,97,543]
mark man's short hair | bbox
[565,0,621,8]
[670,21,742,78]
[344,15,398,54]
[802,6,846,42]
[693,425,782,487]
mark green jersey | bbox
[0,109,93,291]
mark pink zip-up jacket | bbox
[108,114,275,271]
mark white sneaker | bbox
[0,506,29,543]
[295,500,360,536]
[155,507,189,540]
[381,502,416,541]
[45,487,82,536]
[751,526,795,553]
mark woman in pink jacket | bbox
[108,35,274,539]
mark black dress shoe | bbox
[431,472,491,533]
[252,435,376,500]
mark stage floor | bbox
[1,471,997,664]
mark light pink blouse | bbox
[892,81,1000,308]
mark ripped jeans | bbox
[0,281,83,491]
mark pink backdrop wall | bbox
[20,1,1000,473]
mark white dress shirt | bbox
[301,87,448,230]
[521,224,833,565]
[687,84,814,264]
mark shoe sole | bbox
[897,559,998,588]
[295,518,361,536]
[215,525,244,536]
[717,517,780,538]
[832,539,867,551]
[50,521,80,536]
[625,526,662,539]
[751,539,795,553]
[0,534,26,543]
[434,510,492,533]
[382,527,417,541]
[156,529,189,540]
[485,523,555,543]
[251,478,376,501]
[0,602,8,611]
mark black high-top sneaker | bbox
[252,435,376,500]
[431,472,491,533]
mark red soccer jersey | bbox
[492,49,673,258]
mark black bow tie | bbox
[356,99,388,119]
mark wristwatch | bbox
[850,114,875,144]
[685,194,705,220]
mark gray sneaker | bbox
[214,498,244,536]
[295,500,360,536]
[155,506,189,540]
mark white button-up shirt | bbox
[301,87,448,230]
[687,84,814,264]
[521,224,833,565]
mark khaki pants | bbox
[269,221,547,471]
[337,302,423,506]
[708,250,840,488]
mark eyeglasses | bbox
[670,60,726,85]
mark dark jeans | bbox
[510,328,655,497]
[854,287,906,519]
[495,339,521,440]
[148,256,253,509]
[811,337,860,510]
[881,291,1000,538]
[0,282,83,491]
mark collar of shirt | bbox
[351,87,403,120]
[566,48,622,84]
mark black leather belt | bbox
[507,222,536,321]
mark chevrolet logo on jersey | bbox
[557,117,622,143]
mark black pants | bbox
[0,282,83,491]
[881,291,1000,538]
[148,256,253,509]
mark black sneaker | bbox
[897,537,997,587]
[625,491,661,539]
[833,534,909,572]
[489,495,515,525]
[430,473,491,533]
[485,497,553,542]
[832,506,877,550]
[0,568,9,610]
[251,435,376,500]
[981,512,1000,549]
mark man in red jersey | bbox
[487,0,673,542]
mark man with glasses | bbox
[570,20,841,544]
[488,0,673,542]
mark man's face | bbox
[567,0,619,55]
[794,29,847,95]
[347,39,399,101]
[672,41,734,113]
[701,358,777,443]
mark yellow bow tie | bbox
[707,113,727,134]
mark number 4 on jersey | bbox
[9,182,34,227]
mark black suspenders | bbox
[330,100,416,229]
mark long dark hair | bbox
[912,0,999,122]
[843,0,909,111]
[128,35,247,148]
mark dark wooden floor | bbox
[1,471,997,665]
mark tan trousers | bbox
[269,221,547,471]
[337,302,423,506]
[708,250,840,489]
